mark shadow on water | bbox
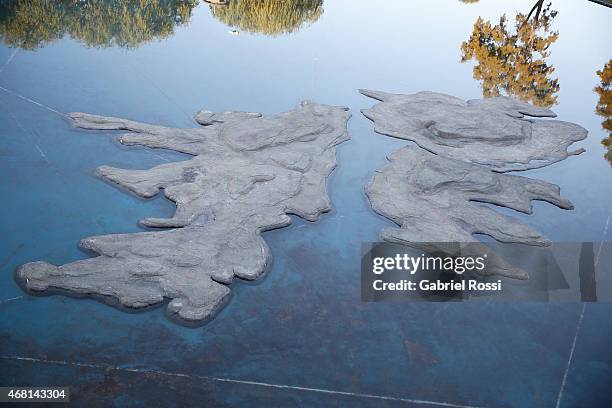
[460,0,560,108]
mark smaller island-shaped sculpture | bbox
[366,147,574,279]
[360,90,587,172]
[17,101,350,324]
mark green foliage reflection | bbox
[208,0,323,36]
[0,0,198,50]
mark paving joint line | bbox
[554,303,587,408]
[0,355,485,408]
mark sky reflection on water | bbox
[1,1,611,407]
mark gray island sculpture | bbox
[361,90,587,278]
[366,147,574,279]
[17,101,350,323]
[360,90,587,172]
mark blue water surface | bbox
[1,1,611,406]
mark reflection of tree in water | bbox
[595,60,612,165]
[208,0,323,36]
[460,1,560,107]
[0,0,198,50]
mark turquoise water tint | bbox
[1,1,611,406]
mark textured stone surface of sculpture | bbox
[360,89,587,172]
[366,147,575,278]
[17,101,350,323]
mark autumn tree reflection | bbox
[208,0,323,36]
[460,1,560,107]
[0,0,198,50]
[595,60,612,165]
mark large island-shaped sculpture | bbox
[366,147,574,279]
[360,90,587,172]
[361,90,586,278]
[17,101,350,323]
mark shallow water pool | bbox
[1,1,611,406]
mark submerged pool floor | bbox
[1,1,611,406]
